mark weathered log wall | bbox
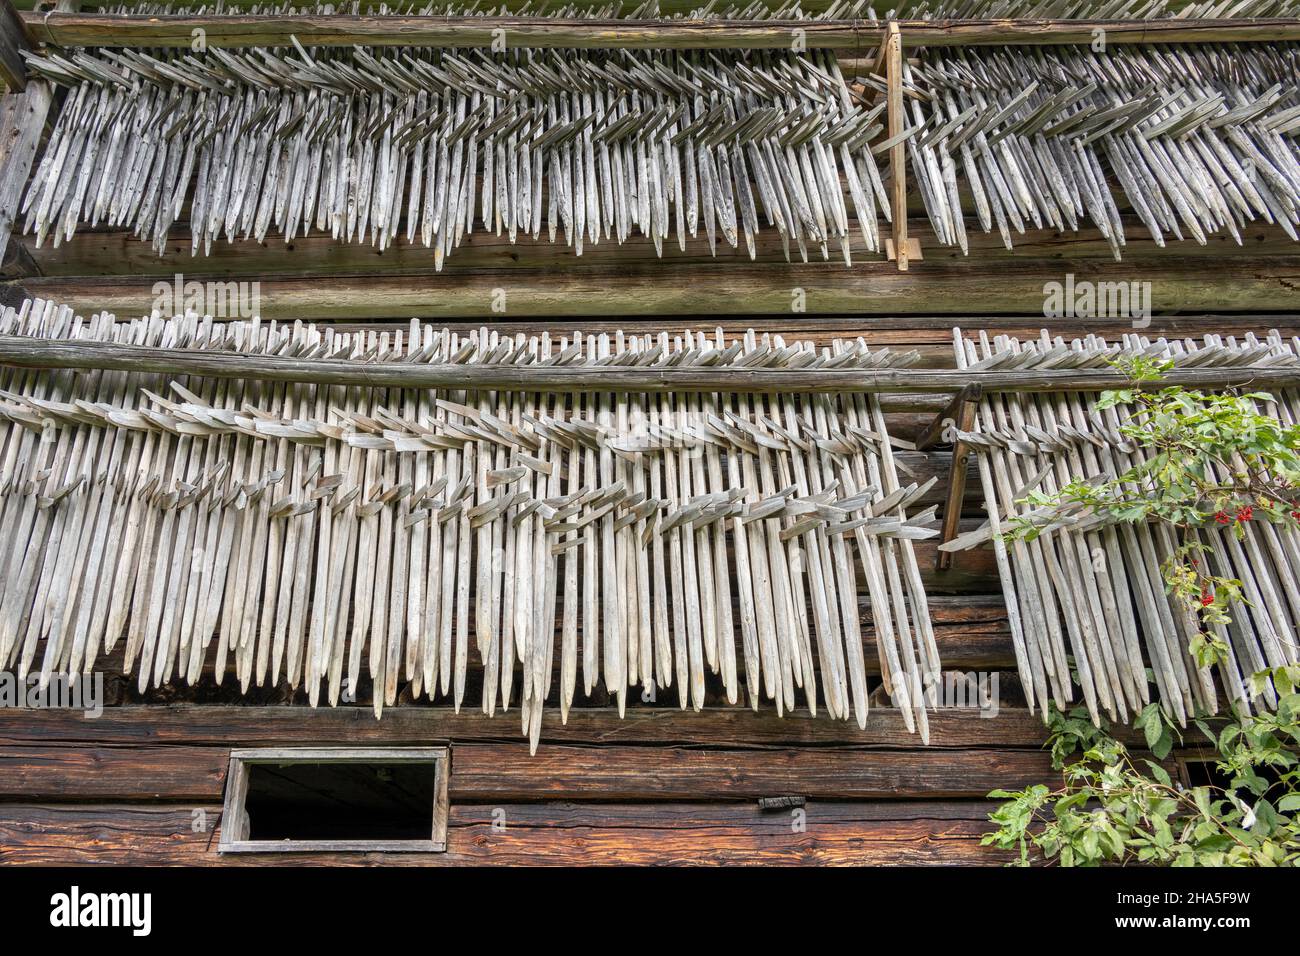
[8,220,1298,320]
[0,704,1146,865]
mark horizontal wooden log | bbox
[0,800,1017,865]
[0,741,1057,800]
[17,219,1297,279]
[15,255,1299,318]
[19,13,1300,50]
[251,315,1300,341]
[0,698,1047,752]
[4,333,1299,394]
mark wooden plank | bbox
[885,21,908,272]
[446,744,1056,800]
[15,255,1298,318]
[0,0,75,264]
[20,220,1298,278]
[0,88,49,268]
[0,801,1019,865]
[936,390,980,572]
[0,699,1054,753]
[18,13,1300,50]
[5,333,1300,394]
[0,744,230,800]
[0,742,1057,800]
[0,0,28,91]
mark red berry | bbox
[1215,511,1230,525]
[1200,591,1215,607]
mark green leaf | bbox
[1276,794,1300,812]
[1144,760,1172,787]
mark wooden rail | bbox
[4,334,1300,394]
[19,13,1300,50]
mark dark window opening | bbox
[220,748,449,853]
[245,761,437,841]
[1183,758,1284,792]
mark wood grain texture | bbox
[15,255,1298,319]
[0,801,1020,865]
[17,221,1300,279]
[5,333,1299,394]
[0,0,75,260]
[0,700,1059,751]
[18,13,1300,50]
[0,741,1057,800]
[0,0,28,91]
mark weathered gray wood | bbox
[18,13,1300,51]
[3,333,1299,395]
[0,0,75,265]
[885,22,909,272]
[17,255,1299,319]
[20,220,1299,278]
[0,0,27,91]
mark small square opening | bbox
[219,748,449,854]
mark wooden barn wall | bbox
[0,315,1279,865]
[1,40,1298,860]
[6,218,1299,320]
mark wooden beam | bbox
[0,801,1020,865]
[18,13,1300,50]
[16,219,1300,279]
[4,333,1300,394]
[0,0,28,91]
[13,255,1300,318]
[0,741,1058,800]
[884,21,909,272]
[0,698,1053,752]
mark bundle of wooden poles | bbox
[908,41,1300,258]
[21,42,891,265]
[17,1,1300,266]
[944,329,1300,728]
[0,299,942,749]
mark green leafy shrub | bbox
[1008,354,1300,669]
[988,356,1300,865]
[983,671,1300,866]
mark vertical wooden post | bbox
[884,21,908,272]
[0,0,28,92]
[934,386,981,571]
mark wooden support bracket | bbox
[927,385,982,572]
[883,21,909,272]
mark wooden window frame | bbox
[218,747,450,854]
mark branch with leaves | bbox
[984,667,1300,866]
[1008,354,1300,673]
[989,356,1300,864]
